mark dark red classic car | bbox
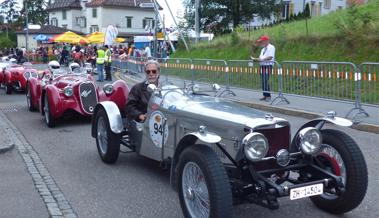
[27,67,129,127]
[0,62,38,94]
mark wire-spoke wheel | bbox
[26,83,36,111]
[310,129,368,214]
[95,107,121,164]
[44,94,55,127]
[177,145,232,218]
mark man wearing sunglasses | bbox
[125,59,160,122]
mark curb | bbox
[0,143,15,154]
[115,71,379,135]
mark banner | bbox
[104,25,118,46]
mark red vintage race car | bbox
[0,62,39,94]
[27,67,129,127]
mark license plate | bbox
[290,183,323,200]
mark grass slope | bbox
[173,0,379,63]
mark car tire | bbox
[176,145,232,218]
[310,129,368,214]
[95,107,121,164]
[44,94,56,127]
[26,83,36,111]
[5,84,12,94]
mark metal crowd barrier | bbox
[111,57,377,120]
[358,62,379,105]
[226,60,289,104]
[155,58,193,86]
[281,61,369,119]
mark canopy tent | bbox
[50,31,88,44]
[33,34,52,41]
[86,31,125,43]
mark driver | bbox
[48,60,60,72]
[125,59,160,122]
[69,62,80,73]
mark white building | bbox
[248,0,347,28]
[47,0,160,41]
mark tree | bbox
[0,0,20,25]
[182,0,279,34]
[17,0,49,26]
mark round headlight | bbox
[299,127,322,155]
[24,71,31,79]
[243,132,269,162]
[64,86,73,97]
[103,84,113,95]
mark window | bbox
[281,2,289,19]
[62,24,67,29]
[62,10,67,20]
[323,0,331,9]
[92,8,97,18]
[126,16,132,28]
[75,17,86,28]
[142,18,155,29]
[51,18,58,26]
[90,25,99,33]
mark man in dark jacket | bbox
[125,59,160,122]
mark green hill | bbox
[172,0,379,63]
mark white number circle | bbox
[149,111,169,148]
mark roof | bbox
[86,0,162,9]
[47,0,82,11]
[15,25,83,35]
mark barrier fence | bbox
[112,58,378,120]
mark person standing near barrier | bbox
[104,45,112,81]
[96,46,106,82]
[251,35,275,101]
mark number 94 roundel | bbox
[149,110,169,148]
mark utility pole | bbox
[195,0,200,43]
[25,0,29,61]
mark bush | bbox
[334,5,375,46]
[0,37,16,49]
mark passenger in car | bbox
[125,59,160,122]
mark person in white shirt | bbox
[251,35,275,101]
[144,45,152,59]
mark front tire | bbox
[44,94,56,127]
[176,145,232,218]
[95,107,121,164]
[310,129,368,214]
[26,83,36,111]
[5,84,12,94]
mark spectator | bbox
[144,44,151,59]
[104,45,112,81]
[60,46,69,66]
[96,46,106,82]
[251,35,275,101]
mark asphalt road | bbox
[0,88,378,218]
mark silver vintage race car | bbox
[91,82,367,218]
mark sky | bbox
[156,0,185,28]
[0,0,185,28]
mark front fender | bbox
[91,101,123,138]
[290,115,353,151]
[4,71,11,84]
[45,85,61,118]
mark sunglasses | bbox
[145,70,157,74]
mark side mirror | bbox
[147,84,158,93]
[212,83,220,92]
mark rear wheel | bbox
[310,129,368,214]
[26,83,36,111]
[44,94,55,127]
[176,145,232,218]
[95,107,121,164]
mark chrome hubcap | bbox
[97,117,108,154]
[182,162,210,218]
